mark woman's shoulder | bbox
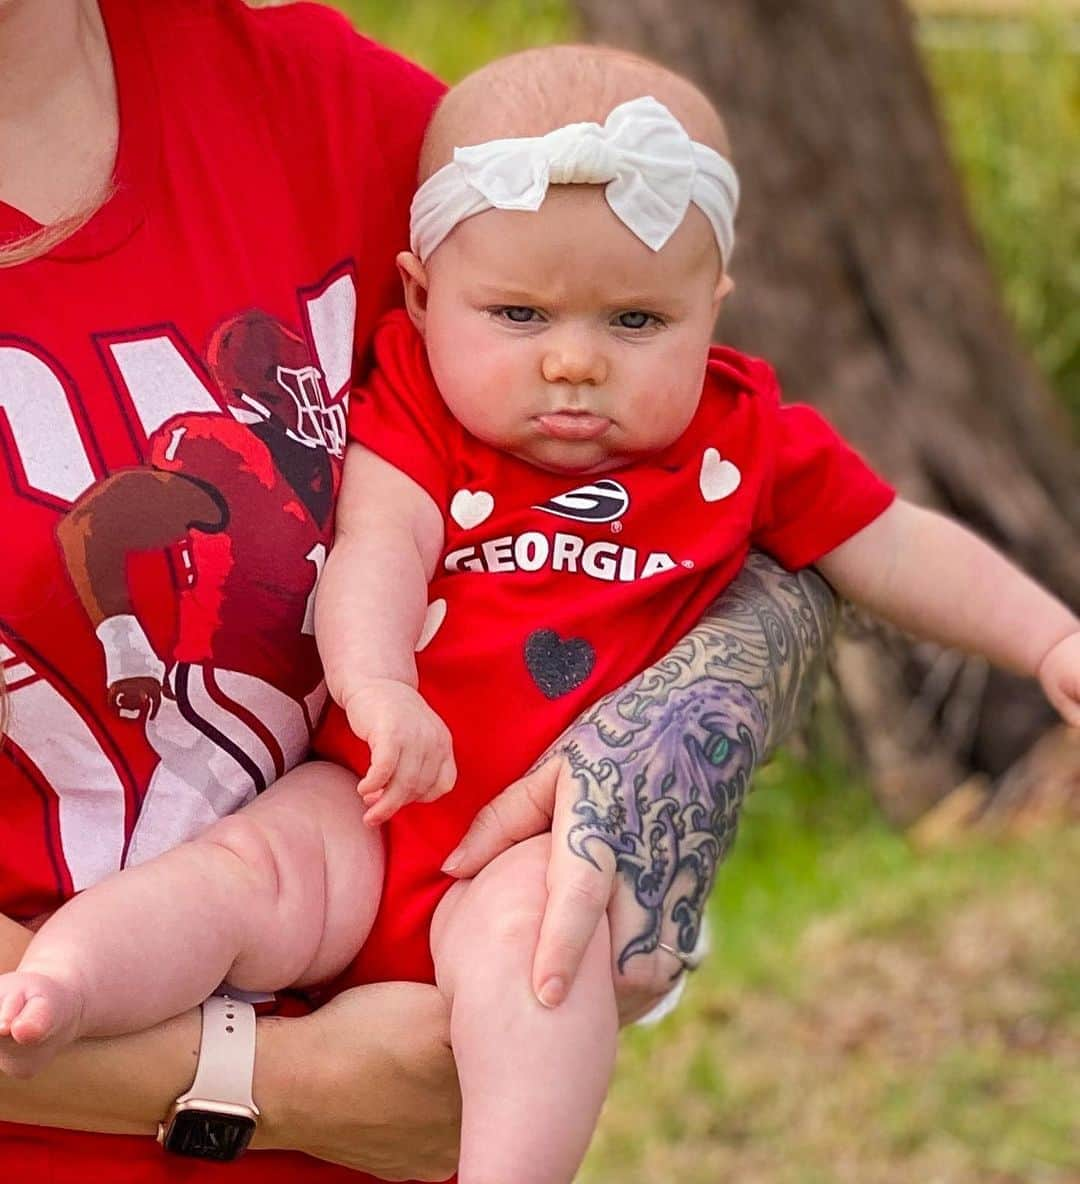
[129,2,442,235]
[223,0,366,49]
[212,1,422,83]
[206,0,369,58]
[138,1,441,131]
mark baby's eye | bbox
[494,306,540,324]
[615,311,660,330]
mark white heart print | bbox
[699,448,741,502]
[450,489,495,529]
[415,598,447,652]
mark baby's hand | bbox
[1038,631,1080,728]
[343,679,457,825]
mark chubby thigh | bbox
[0,760,382,1061]
[217,760,385,991]
[428,832,554,997]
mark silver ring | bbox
[657,941,702,973]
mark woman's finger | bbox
[530,762,616,1007]
[442,758,558,876]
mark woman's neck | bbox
[0,0,117,223]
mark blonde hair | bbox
[0,192,111,269]
[1,0,118,271]
[420,45,730,183]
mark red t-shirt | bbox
[317,311,896,989]
[0,1,441,1179]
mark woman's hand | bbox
[256,981,460,1181]
[443,748,720,1024]
[444,553,836,1023]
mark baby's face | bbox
[404,186,731,475]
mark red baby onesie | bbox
[317,310,896,990]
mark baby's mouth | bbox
[535,410,611,441]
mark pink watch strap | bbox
[176,993,258,1112]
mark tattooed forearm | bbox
[553,552,837,970]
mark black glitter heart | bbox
[524,629,596,700]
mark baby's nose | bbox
[540,333,609,386]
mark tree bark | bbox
[574,0,1079,823]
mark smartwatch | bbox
[158,992,260,1161]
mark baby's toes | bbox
[0,972,78,1048]
[9,992,59,1046]
[0,981,30,1035]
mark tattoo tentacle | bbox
[553,553,837,971]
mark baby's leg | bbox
[431,834,617,1184]
[0,761,379,1077]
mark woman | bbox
[0,0,835,1179]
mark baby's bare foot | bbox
[0,971,83,1077]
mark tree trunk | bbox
[574,0,1079,824]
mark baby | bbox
[2,44,1078,1184]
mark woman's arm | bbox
[445,551,837,1018]
[0,913,459,1176]
[254,983,460,1180]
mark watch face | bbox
[162,1109,256,1161]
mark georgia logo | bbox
[534,478,630,524]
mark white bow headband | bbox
[410,96,739,265]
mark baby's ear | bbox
[396,251,430,334]
[713,271,735,314]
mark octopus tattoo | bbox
[549,552,837,971]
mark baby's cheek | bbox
[441,374,527,452]
[627,387,700,451]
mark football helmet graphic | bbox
[207,310,346,457]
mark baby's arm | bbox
[316,443,453,821]
[817,499,1080,723]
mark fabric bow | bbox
[453,98,698,251]
[410,96,739,263]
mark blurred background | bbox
[320,1,1078,1180]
